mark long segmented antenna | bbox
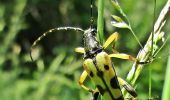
[90,0,94,28]
[30,27,84,61]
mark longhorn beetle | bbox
[30,0,150,100]
[30,27,139,100]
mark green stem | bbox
[149,67,152,98]
[111,0,144,49]
[162,49,170,100]
[97,0,104,44]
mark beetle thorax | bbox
[83,28,102,58]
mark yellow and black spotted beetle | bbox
[30,0,145,100]
[30,27,139,100]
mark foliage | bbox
[162,49,170,100]
[0,0,169,100]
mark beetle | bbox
[30,26,140,100]
[30,0,143,99]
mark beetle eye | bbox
[91,29,97,36]
[92,47,98,51]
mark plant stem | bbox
[97,0,104,44]
[162,49,170,100]
[149,67,152,98]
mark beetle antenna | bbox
[90,0,94,28]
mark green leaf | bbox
[111,21,129,28]
[111,15,129,28]
[111,15,123,22]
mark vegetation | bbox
[0,0,169,100]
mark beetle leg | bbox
[103,32,119,49]
[109,53,138,62]
[75,47,85,54]
[79,70,96,93]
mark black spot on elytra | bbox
[104,65,109,70]
[97,71,103,77]
[92,91,99,100]
[90,71,94,77]
[96,85,105,95]
[110,77,120,89]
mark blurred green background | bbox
[0,0,169,100]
